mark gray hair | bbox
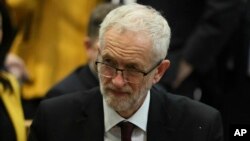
[99,3,171,63]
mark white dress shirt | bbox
[103,91,150,141]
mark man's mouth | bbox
[108,88,129,96]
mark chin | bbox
[105,91,132,111]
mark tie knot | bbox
[118,121,135,141]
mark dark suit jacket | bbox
[46,65,99,98]
[29,86,223,141]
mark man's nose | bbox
[112,71,126,88]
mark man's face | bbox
[98,28,155,117]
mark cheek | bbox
[99,75,110,86]
[142,75,154,89]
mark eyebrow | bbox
[101,52,115,62]
[101,52,143,70]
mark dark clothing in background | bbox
[0,1,15,68]
[21,65,99,119]
[223,0,250,133]
[0,99,16,141]
[29,86,223,141]
[138,0,244,74]
[138,0,246,110]
[0,2,18,141]
[46,65,99,98]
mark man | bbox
[45,3,119,98]
[28,4,223,141]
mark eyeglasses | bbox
[95,60,162,84]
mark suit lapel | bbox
[147,86,178,141]
[73,88,104,141]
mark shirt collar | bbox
[103,91,150,132]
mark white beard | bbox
[99,76,153,113]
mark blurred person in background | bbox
[0,1,26,141]
[4,0,107,119]
[137,0,245,109]
[45,2,119,99]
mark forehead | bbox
[100,28,152,65]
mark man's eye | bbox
[103,59,116,66]
[103,58,111,63]
[126,68,137,72]
[126,65,139,71]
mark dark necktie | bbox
[119,121,135,141]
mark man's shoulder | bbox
[151,85,220,119]
[149,86,223,141]
[30,87,104,140]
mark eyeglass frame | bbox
[95,59,163,83]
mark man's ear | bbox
[153,59,170,84]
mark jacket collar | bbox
[147,85,178,141]
[74,88,104,141]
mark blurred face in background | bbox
[85,37,99,73]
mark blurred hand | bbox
[5,53,30,84]
[172,59,193,89]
